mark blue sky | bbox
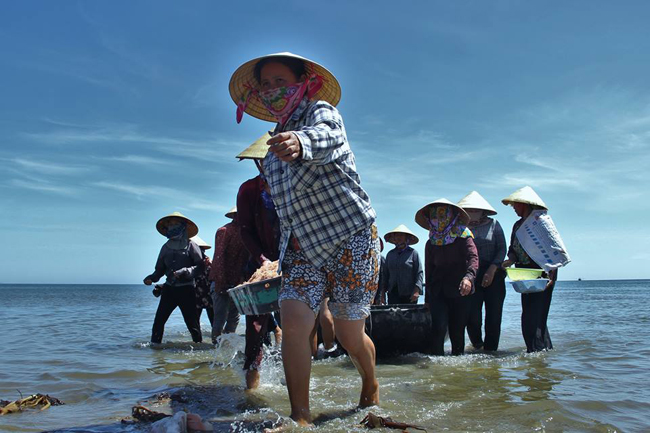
[1,1,649,283]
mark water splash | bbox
[211,333,245,369]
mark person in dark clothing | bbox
[416,199,478,356]
[458,191,507,351]
[383,224,423,304]
[191,235,214,328]
[373,238,387,305]
[501,186,558,353]
[210,207,248,343]
[144,212,204,344]
[236,134,282,389]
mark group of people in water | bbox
[142,52,564,429]
[376,186,557,356]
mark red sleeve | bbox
[209,226,228,292]
[464,237,479,283]
[237,178,266,266]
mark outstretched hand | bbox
[267,132,302,162]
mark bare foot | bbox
[274,326,283,346]
[263,416,312,432]
[245,369,260,390]
[290,415,313,427]
[359,379,379,408]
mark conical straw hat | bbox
[229,52,342,123]
[415,198,470,230]
[457,191,497,215]
[501,186,547,210]
[237,133,272,160]
[384,224,419,245]
[156,212,199,238]
[225,206,237,219]
[190,235,211,250]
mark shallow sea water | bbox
[1,280,649,432]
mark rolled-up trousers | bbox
[211,291,241,339]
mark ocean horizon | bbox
[2,280,649,432]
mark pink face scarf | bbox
[428,205,474,246]
[236,73,323,125]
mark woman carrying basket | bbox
[230,52,380,426]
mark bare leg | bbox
[273,325,283,346]
[280,300,317,426]
[319,298,336,350]
[334,318,379,408]
[310,315,319,357]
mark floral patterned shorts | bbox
[279,225,380,320]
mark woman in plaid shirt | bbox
[230,53,380,426]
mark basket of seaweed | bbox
[227,261,281,315]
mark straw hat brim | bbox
[415,198,470,230]
[384,225,419,245]
[225,206,237,219]
[229,52,341,123]
[501,186,548,210]
[457,191,497,216]
[237,133,271,160]
[190,235,211,250]
[156,212,199,238]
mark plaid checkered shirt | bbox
[263,98,376,270]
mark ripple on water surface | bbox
[1,282,649,432]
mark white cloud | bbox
[91,181,228,213]
[92,181,180,199]
[100,155,174,166]
[10,158,93,175]
[10,179,77,195]
[22,122,245,162]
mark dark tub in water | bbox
[367,304,433,358]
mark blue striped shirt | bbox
[263,98,376,269]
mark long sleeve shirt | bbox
[145,241,204,288]
[384,246,423,297]
[374,255,387,304]
[209,221,250,294]
[470,217,507,269]
[263,98,376,270]
[424,237,479,300]
[507,218,558,282]
[236,176,280,267]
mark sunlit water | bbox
[1,281,649,432]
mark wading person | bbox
[144,212,204,344]
[383,225,423,305]
[230,52,380,426]
[209,207,247,343]
[501,186,559,353]
[236,134,283,390]
[191,235,214,328]
[458,191,507,352]
[373,238,387,305]
[416,199,478,356]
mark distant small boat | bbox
[578,278,582,281]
